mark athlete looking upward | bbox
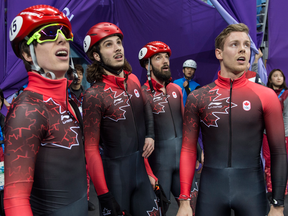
[177,23,287,216]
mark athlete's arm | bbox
[4,100,47,216]
[142,99,155,158]
[179,93,199,200]
[83,88,108,195]
[262,89,287,206]
[144,158,158,190]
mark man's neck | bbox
[184,76,192,81]
[151,73,166,94]
[220,69,244,80]
[105,69,124,78]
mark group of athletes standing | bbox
[3,4,287,216]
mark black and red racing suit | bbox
[83,71,160,216]
[142,78,199,210]
[179,71,287,216]
[4,72,87,216]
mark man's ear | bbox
[22,51,32,63]
[93,52,100,61]
[215,48,223,61]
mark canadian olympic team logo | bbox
[172,91,177,98]
[134,89,140,98]
[243,100,251,111]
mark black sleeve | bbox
[144,101,155,140]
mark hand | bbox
[4,98,10,107]
[142,138,154,158]
[268,205,284,216]
[148,175,158,190]
[253,48,263,63]
[183,80,189,88]
[98,192,122,216]
[176,200,193,216]
[201,151,204,164]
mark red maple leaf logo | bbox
[200,89,237,127]
[103,87,131,122]
[244,101,249,106]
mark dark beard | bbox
[152,65,171,83]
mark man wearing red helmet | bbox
[5,5,87,216]
[177,23,287,216]
[82,22,160,216]
[139,41,199,215]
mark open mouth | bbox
[55,50,68,57]
[237,56,246,62]
[114,53,123,60]
[162,65,169,70]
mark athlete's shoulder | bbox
[168,82,182,92]
[247,81,275,97]
[128,73,141,87]
[11,90,44,108]
[6,90,48,123]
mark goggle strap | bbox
[29,44,41,72]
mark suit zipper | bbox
[228,80,233,167]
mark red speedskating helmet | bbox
[9,5,71,58]
[83,22,123,53]
[138,41,171,68]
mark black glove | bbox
[98,192,133,216]
[154,183,171,215]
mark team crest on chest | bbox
[242,100,251,111]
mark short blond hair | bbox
[215,23,249,50]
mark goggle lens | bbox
[27,23,73,45]
[39,25,72,40]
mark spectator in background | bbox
[67,64,85,115]
[245,49,264,85]
[173,59,200,106]
[263,69,288,206]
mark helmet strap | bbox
[29,44,56,80]
[147,58,155,93]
